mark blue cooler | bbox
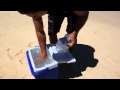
[26,44,76,79]
[26,46,58,79]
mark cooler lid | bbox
[47,44,76,64]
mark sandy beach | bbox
[0,11,120,79]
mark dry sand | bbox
[0,11,120,79]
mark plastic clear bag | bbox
[56,34,70,53]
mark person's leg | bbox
[49,35,58,44]
[48,14,64,44]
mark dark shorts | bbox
[48,11,79,36]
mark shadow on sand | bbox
[57,44,99,79]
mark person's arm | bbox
[68,11,89,48]
[32,17,47,61]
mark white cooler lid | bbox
[47,44,76,64]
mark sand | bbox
[0,11,120,79]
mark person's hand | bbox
[67,34,77,48]
[36,52,47,61]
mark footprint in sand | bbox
[0,76,3,78]
[0,66,3,78]
[116,72,120,77]
[94,31,98,34]
[7,49,25,61]
[7,48,14,60]
[19,56,26,64]
[22,74,28,79]
[15,50,23,57]
[0,33,2,36]
[28,42,37,47]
